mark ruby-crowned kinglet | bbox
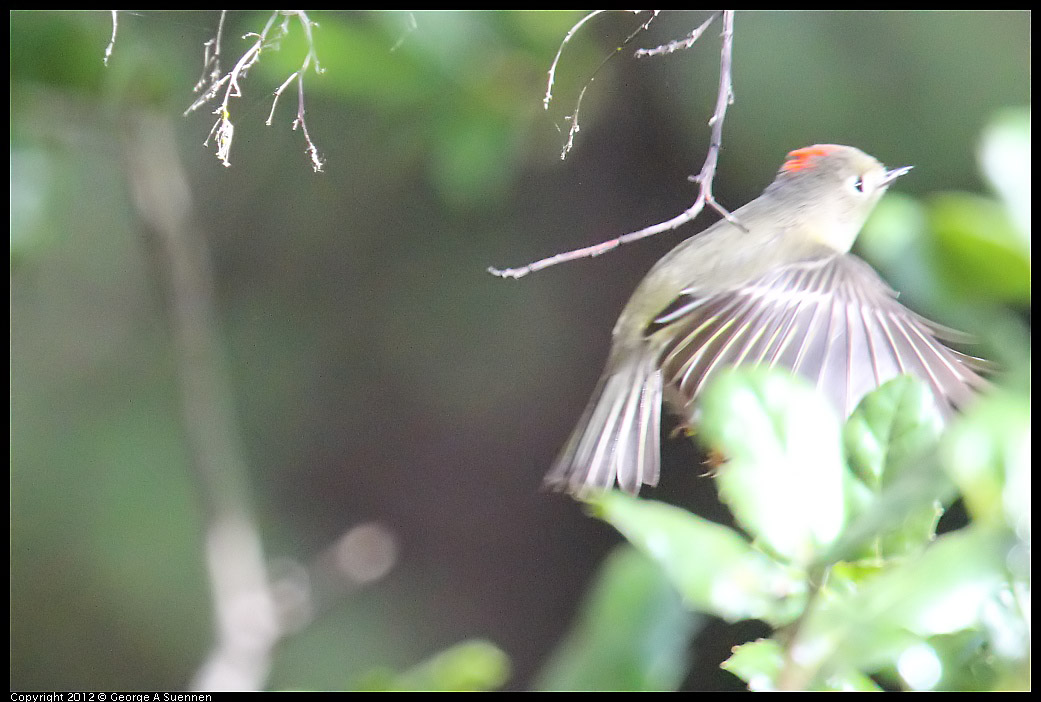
[546,144,988,496]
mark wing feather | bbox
[650,254,988,419]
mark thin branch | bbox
[295,70,324,173]
[553,10,661,160]
[696,9,743,229]
[186,11,272,117]
[559,83,588,160]
[185,12,279,167]
[489,10,741,280]
[265,10,325,172]
[192,10,227,94]
[187,11,324,171]
[543,10,612,111]
[267,71,300,124]
[635,10,718,58]
[103,10,118,66]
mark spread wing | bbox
[651,254,989,418]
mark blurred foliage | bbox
[587,372,1029,691]
[860,106,1031,386]
[533,545,701,691]
[10,10,1028,692]
[256,10,589,207]
[355,639,510,692]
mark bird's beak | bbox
[881,165,913,187]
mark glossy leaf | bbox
[940,392,1031,538]
[841,376,946,557]
[698,368,847,566]
[928,193,1030,304]
[723,638,882,692]
[791,526,1014,686]
[589,491,806,626]
[843,375,944,490]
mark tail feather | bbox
[545,353,664,496]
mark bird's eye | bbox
[848,174,868,194]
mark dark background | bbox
[10,10,1029,690]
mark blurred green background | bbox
[10,10,1029,691]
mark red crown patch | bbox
[782,146,834,173]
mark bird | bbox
[545,144,989,496]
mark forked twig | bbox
[550,10,661,160]
[186,10,325,171]
[489,10,741,280]
[265,11,325,172]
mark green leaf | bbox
[721,639,785,691]
[927,193,1030,304]
[589,491,806,626]
[841,376,946,557]
[10,12,106,93]
[940,392,1031,536]
[858,194,951,323]
[821,454,954,565]
[791,526,1014,686]
[920,631,997,691]
[860,193,930,267]
[261,13,438,107]
[844,375,944,490]
[533,545,701,692]
[357,639,510,692]
[698,368,847,566]
[978,107,1030,240]
[723,639,882,692]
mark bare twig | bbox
[544,10,612,111]
[559,83,589,160]
[551,10,661,160]
[265,10,325,172]
[187,10,324,171]
[192,10,227,94]
[103,10,118,65]
[489,10,741,280]
[635,11,718,58]
[185,11,279,167]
